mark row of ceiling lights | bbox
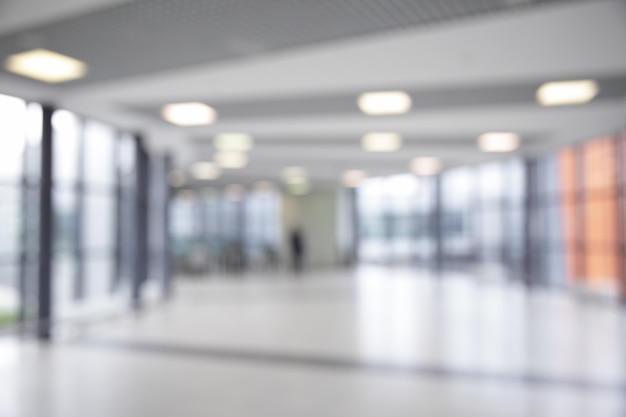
[177,171,431,201]
[179,133,254,183]
[175,132,447,191]
[0,47,603,109]
[176,156,475,200]
[169,165,311,196]
[2,48,601,110]
[167,80,598,192]
[177,180,284,202]
[161,81,598,184]
[174,156,459,195]
[2,50,600,150]
[2,49,600,192]
[173,166,361,198]
[159,79,599,127]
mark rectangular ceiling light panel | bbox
[214,133,253,151]
[536,80,599,106]
[215,151,248,169]
[5,49,87,83]
[162,102,217,126]
[362,132,402,152]
[358,91,412,115]
[478,132,520,153]
[410,157,441,176]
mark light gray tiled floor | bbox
[1,266,625,417]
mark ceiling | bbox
[0,0,625,189]
[0,0,571,84]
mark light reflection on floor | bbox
[0,265,625,417]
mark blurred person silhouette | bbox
[289,228,305,273]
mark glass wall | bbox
[245,189,282,267]
[52,113,123,319]
[559,137,622,295]
[52,110,82,319]
[532,154,566,286]
[0,95,42,329]
[358,175,423,264]
[116,133,137,295]
[441,167,475,268]
[170,186,282,274]
[171,191,200,273]
[51,112,171,320]
[474,159,526,278]
[413,176,436,265]
[0,94,33,328]
[146,154,171,301]
[358,177,387,263]
[0,92,172,336]
[82,120,118,314]
[356,132,626,299]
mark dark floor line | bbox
[78,339,626,393]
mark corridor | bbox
[1,268,624,417]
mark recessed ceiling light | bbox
[410,157,442,176]
[191,161,220,180]
[288,181,309,195]
[215,150,248,169]
[342,170,367,188]
[362,132,402,152]
[214,133,253,151]
[4,48,87,83]
[477,132,520,153]
[167,169,185,187]
[285,175,308,185]
[161,102,217,126]
[536,80,599,106]
[282,166,306,180]
[358,91,412,115]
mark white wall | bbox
[282,190,338,268]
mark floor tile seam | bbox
[72,339,626,393]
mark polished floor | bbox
[1,267,625,417]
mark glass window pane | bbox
[479,162,505,202]
[54,190,78,253]
[0,93,27,182]
[0,186,22,257]
[83,193,116,250]
[84,256,115,309]
[84,121,116,188]
[0,264,19,327]
[582,138,619,290]
[54,254,77,319]
[118,133,136,179]
[52,110,81,186]
[171,196,197,240]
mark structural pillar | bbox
[163,156,173,299]
[348,187,360,265]
[132,135,149,309]
[523,159,537,287]
[37,105,54,339]
[433,175,444,273]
